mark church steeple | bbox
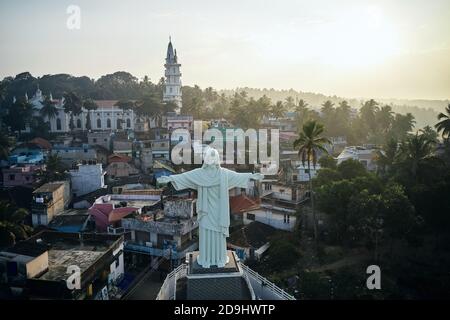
[163,37,182,114]
[166,36,175,63]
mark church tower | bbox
[163,37,182,114]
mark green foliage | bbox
[36,154,68,183]
[267,237,300,271]
[0,201,32,248]
[435,104,450,140]
[4,98,34,133]
[336,159,368,180]
[318,154,337,169]
[313,168,342,188]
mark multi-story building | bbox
[151,139,171,162]
[31,181,71,226]
[0,231,124,300]
[122,197,198,267]
[69,162,106,197]
[1,164,44,188]
[87,131,113,151]
[167,113,193,132]
[51,144,97,168]
[337,145,379,171]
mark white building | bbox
[26,88,136,133]
[337,146,378,171]
[163,38,182,113]
[295,163,321,182]
[69,163,106,197]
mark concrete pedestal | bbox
[184,251,253,300]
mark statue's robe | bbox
[167,166,252,268]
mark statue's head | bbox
[203,147,221,168]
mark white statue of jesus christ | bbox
[157,148,263,268]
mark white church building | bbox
[20,38,183,133]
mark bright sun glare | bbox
[320,6,399,68]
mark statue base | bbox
[183,250,254,300]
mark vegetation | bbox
[293,120,330,241]
[0,201,32,248]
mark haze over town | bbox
[1,0,449,101]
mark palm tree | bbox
[295,99,310,129]
[83,99,98,131]
[270,101,287,119]
[293,120,331,241]
[63,92,83,131]
[375,138,399,176]
[285,96,296,111]
[399,133,435,179]
[135,94,168,137]
[40,96,58,121]
[0,201,32,248]
[435,104,450,141]
[420,125,439,143]
[36,153,68,183]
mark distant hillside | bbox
[220,87,448,130]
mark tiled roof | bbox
[108,154,132,163]
[108,207,138,222]
[229,195,260,214]
[29,137,52,150]
[93,100,119,108]
[228,221,277,248]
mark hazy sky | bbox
[1,0,449,100]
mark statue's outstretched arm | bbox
[251,173,264,181]
[157,175,172,184]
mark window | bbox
[126,118,131,128]
[117,119,122,129]
[247,213,255,221]
[9,174,15,181]
[97,119,102,128]
[93,138,97,143]
[170,87,173,93]
[56,118,62,130]
[104,138,107,142]
[107,119,111,128]
[25,176,30,181]
[76,119,82,128]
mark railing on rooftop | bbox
[155,260,295,300]
[156,264,187,300]
[239,263,295,300]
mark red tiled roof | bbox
[93,100,119,108]
[29,137,52,150]
[229,195,260,214]
[108,154,132,163]
[108,207,138,222]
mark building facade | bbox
[31,181,71,226]
[69,163,106,198]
